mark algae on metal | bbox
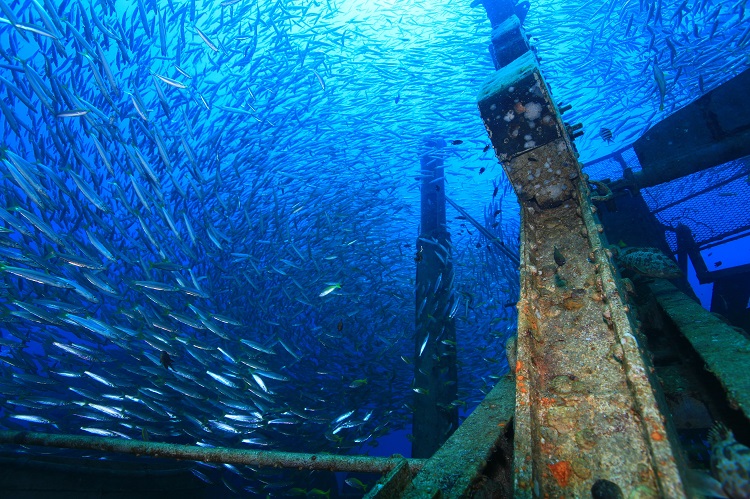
[478,55,688,497]
[366,460,416,499]
[648,279,750,421]
[402,376,514,498]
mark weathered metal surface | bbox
[477,52,580,211]
[478,52,688,497]
[368,459,417,499]
[477,52,567,171]
[647,279,750,421]
[402,376,514,498]
[0,431,426,475]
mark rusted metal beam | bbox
[478,51,688,497]
[647,279,750,421]
[367,459,415,498]
[401,376,514,498]
[0,431,425,475]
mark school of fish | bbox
[524,0,750,162]
[0,0,525,494]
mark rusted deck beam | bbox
[400,376,514,498]
[477,51,688,497]
[647,279,750,421]
[366,459,415,499]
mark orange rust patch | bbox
[540,397,556,406]
[516,361,523,372]
[517,375,525,381]
[650,431,665,441]
[547,461,572,487]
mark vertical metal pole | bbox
[413,139,458,458]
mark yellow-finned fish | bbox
[319,283,341,297]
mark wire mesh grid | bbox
[645,158,749,251]
[582,147,642,182]
[586,149,750,253]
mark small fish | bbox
[152,72,188,89]
[311,69,325,90]
[599,127,614,143]
[625,13,634,36]
[333,410,354,424]
[0,265,74,289]
[337,320,343,331]
[308,489,330,498]
[55,109,89,118]
[415,247,423,262]
[345,477,368,492]
[194,25,220,52]
[483,144,491,152]
[653,60,667,111]
[394,93,400,104]
[84,371,115,387]
[419,333,429,356]
[451,140,463,145]
[479,167,486,174]
[553,246,566,266]
[319,283,341,297]
[707,423,750,498]
[160,350,174,370]
[207,371,239,388]
[10,414,57,426]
